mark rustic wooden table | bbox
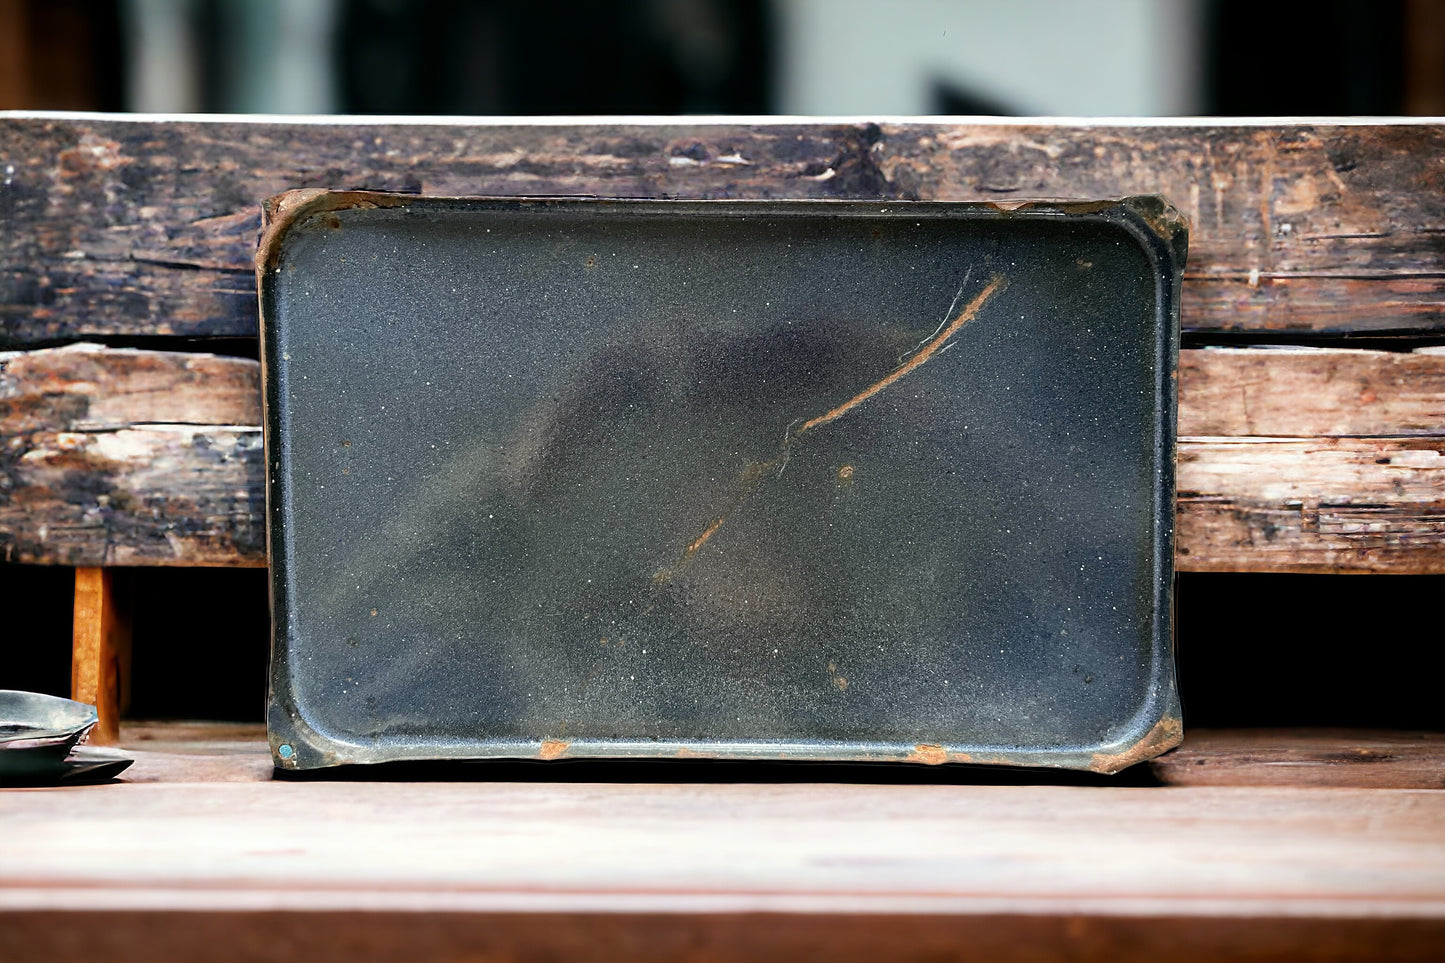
[1,723,1443,961]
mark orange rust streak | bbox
[795,275,1007,437]
[652,277,1005,587]
[906,744,949,766]
[538,739,570,760]
[684,517,725,559]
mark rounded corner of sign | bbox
[1117,194,1191,268]
[265,692,360,771]
[1086,699,1185,775]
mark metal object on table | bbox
[257,192,1185,773]
[0,689,96,749]
[0,690,133,784]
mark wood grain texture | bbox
[8,722,1434,958]
[0,344,265,563]
[109,721,1445,790]
[1150,729,1445,789]
[1,776,1442,925]
[119,721,274,784]
[4,911,1444,963]
[0,340,260,432]
[1180,347,1445,437]
[0,423,264,565]
[4,343,1445,570]
[1177,437,1445,573]
[4,116,1445,341]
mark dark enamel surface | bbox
[260,195,1182,771]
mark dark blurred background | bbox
[3,0,1443,729]
[4,0,1445,116]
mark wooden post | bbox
[71,568,131,745]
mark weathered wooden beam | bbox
[1,343,265,565]
[3,116,1445,342]
[1179,347,1445,437]
[3,344,1444,571]
[1150,729,1445,789]
[1177,436,1445,573]
[2,424,264,566]
[0,340,261,432]
[71,566,130,745]
[8,343,1440,442]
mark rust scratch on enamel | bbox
[652,275,1007,587]
[794,274,1006,436]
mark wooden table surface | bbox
[2,725,1443,961]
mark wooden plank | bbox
[4,911,1444,963]
[0,340,260,432]
[0,3,29,112]
[1177,500,1445,573]
[119,721,274,784]
[3,343,1445,570]
[1180,347,1445,437]
[1150,729,1445,789]
[0,424,264,566]
[124,719,269,746]
[1176,438,1445,573]
[70,566,130,744]
[0,343,265,564]
[109,721,1445,790]
[1406,0,1445,115]
[8,344,1442,440]
[4,116,1445,342]
[0,777,1442,936]
[8,722,1438,958]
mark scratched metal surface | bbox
[259,194,1184,773]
